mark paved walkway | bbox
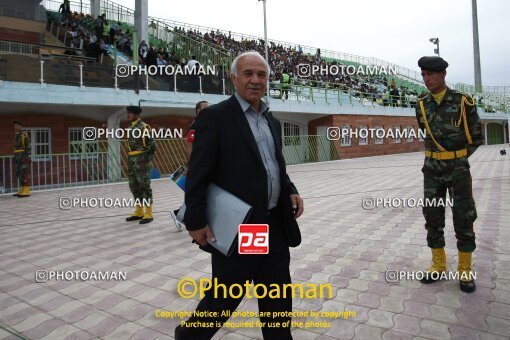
[0,145,509,339]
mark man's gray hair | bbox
[230,51,270,76]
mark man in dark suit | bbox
[175,51,304,340]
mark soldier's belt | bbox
[127,150,145,156]
[14,149,25,153]
[425,148,467,160]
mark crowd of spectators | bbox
[50,3,426,107]
[176,27,424,107]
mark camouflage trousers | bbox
[422,157,477,252]
[14,152,29,186]
[128,154,152,204]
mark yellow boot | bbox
[458,251,476,293]
[140,205,153,224]
[126,204,144,221]
[12,186,22,197]
[420,248,446,284]
[17,185,31,197]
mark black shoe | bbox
[126,216,143,221]
[460,280,476,293]
[174,325,183,340]
[12,193,19,197]
[420,272,442,284]
[139,217,153,224]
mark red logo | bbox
[186,129,195,143]
[238,224,269,254]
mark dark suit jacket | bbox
[184,95,301,253]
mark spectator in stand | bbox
[390,87,399,107]
[160,47,169,61]
[382,89,390,106]
[85,39,101,60]
[98,39,109,57]
[157,54,167,66]
[186,55,199,71]
[59,0,71,22]
[169,51,179,65]
[139,40,148,63]
[89,30,97,43]
[409,92,417,108]
[102,20,110,43]
[93,15,104,42]
[110,21,121,45]
[145,46,158,67]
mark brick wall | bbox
[0,27,41,44]
[0,113,195,191]
[308,114,425,159]
[0,113,195,155]
[0,114,103,155]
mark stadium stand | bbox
[0,0,508,112]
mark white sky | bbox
[112,0,509,87]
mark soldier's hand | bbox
[189,225,216,246]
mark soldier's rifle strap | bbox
[456,96,474,145]
[419,96,474,151]
[142,123,151,148]
[419,100,446,152]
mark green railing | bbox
[40,0,509,109]
[270,79,509,114]
[283,136,340,165]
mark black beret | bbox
[126,106,142,114]
[418,56,448,72]
[13,121,23,126]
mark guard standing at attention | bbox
[415,56,483,293]
[125,106,156,224]
[13,121,31,197]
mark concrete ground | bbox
[0,144,509,339]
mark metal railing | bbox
[283,135,340,165]
[0,136,339,193]
[269,79,509,114]
[41,0,90,15]
[100,0,133,25]
[0,40,40,55]
[166,28,233,71]
[0,139,187,194]
[39,0,510,108]
[41,0,424,85]
[0,50,507,114]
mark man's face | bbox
[197,102,208,115]
[421,69,446,93]
[231,55,268,105]
[14,124,21,132]
[127,112,138,121]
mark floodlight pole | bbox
[472,0,482,93]
[259,0,270,104]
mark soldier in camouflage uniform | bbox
[415,56,484,293]
[13,121,31,197]
[124,106,157,224]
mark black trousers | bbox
[176,209,293,340]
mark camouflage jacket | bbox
[415,87,484,156]
[14,131,30,154]
[128,119,156,157]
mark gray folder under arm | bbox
[179,183,253,256]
